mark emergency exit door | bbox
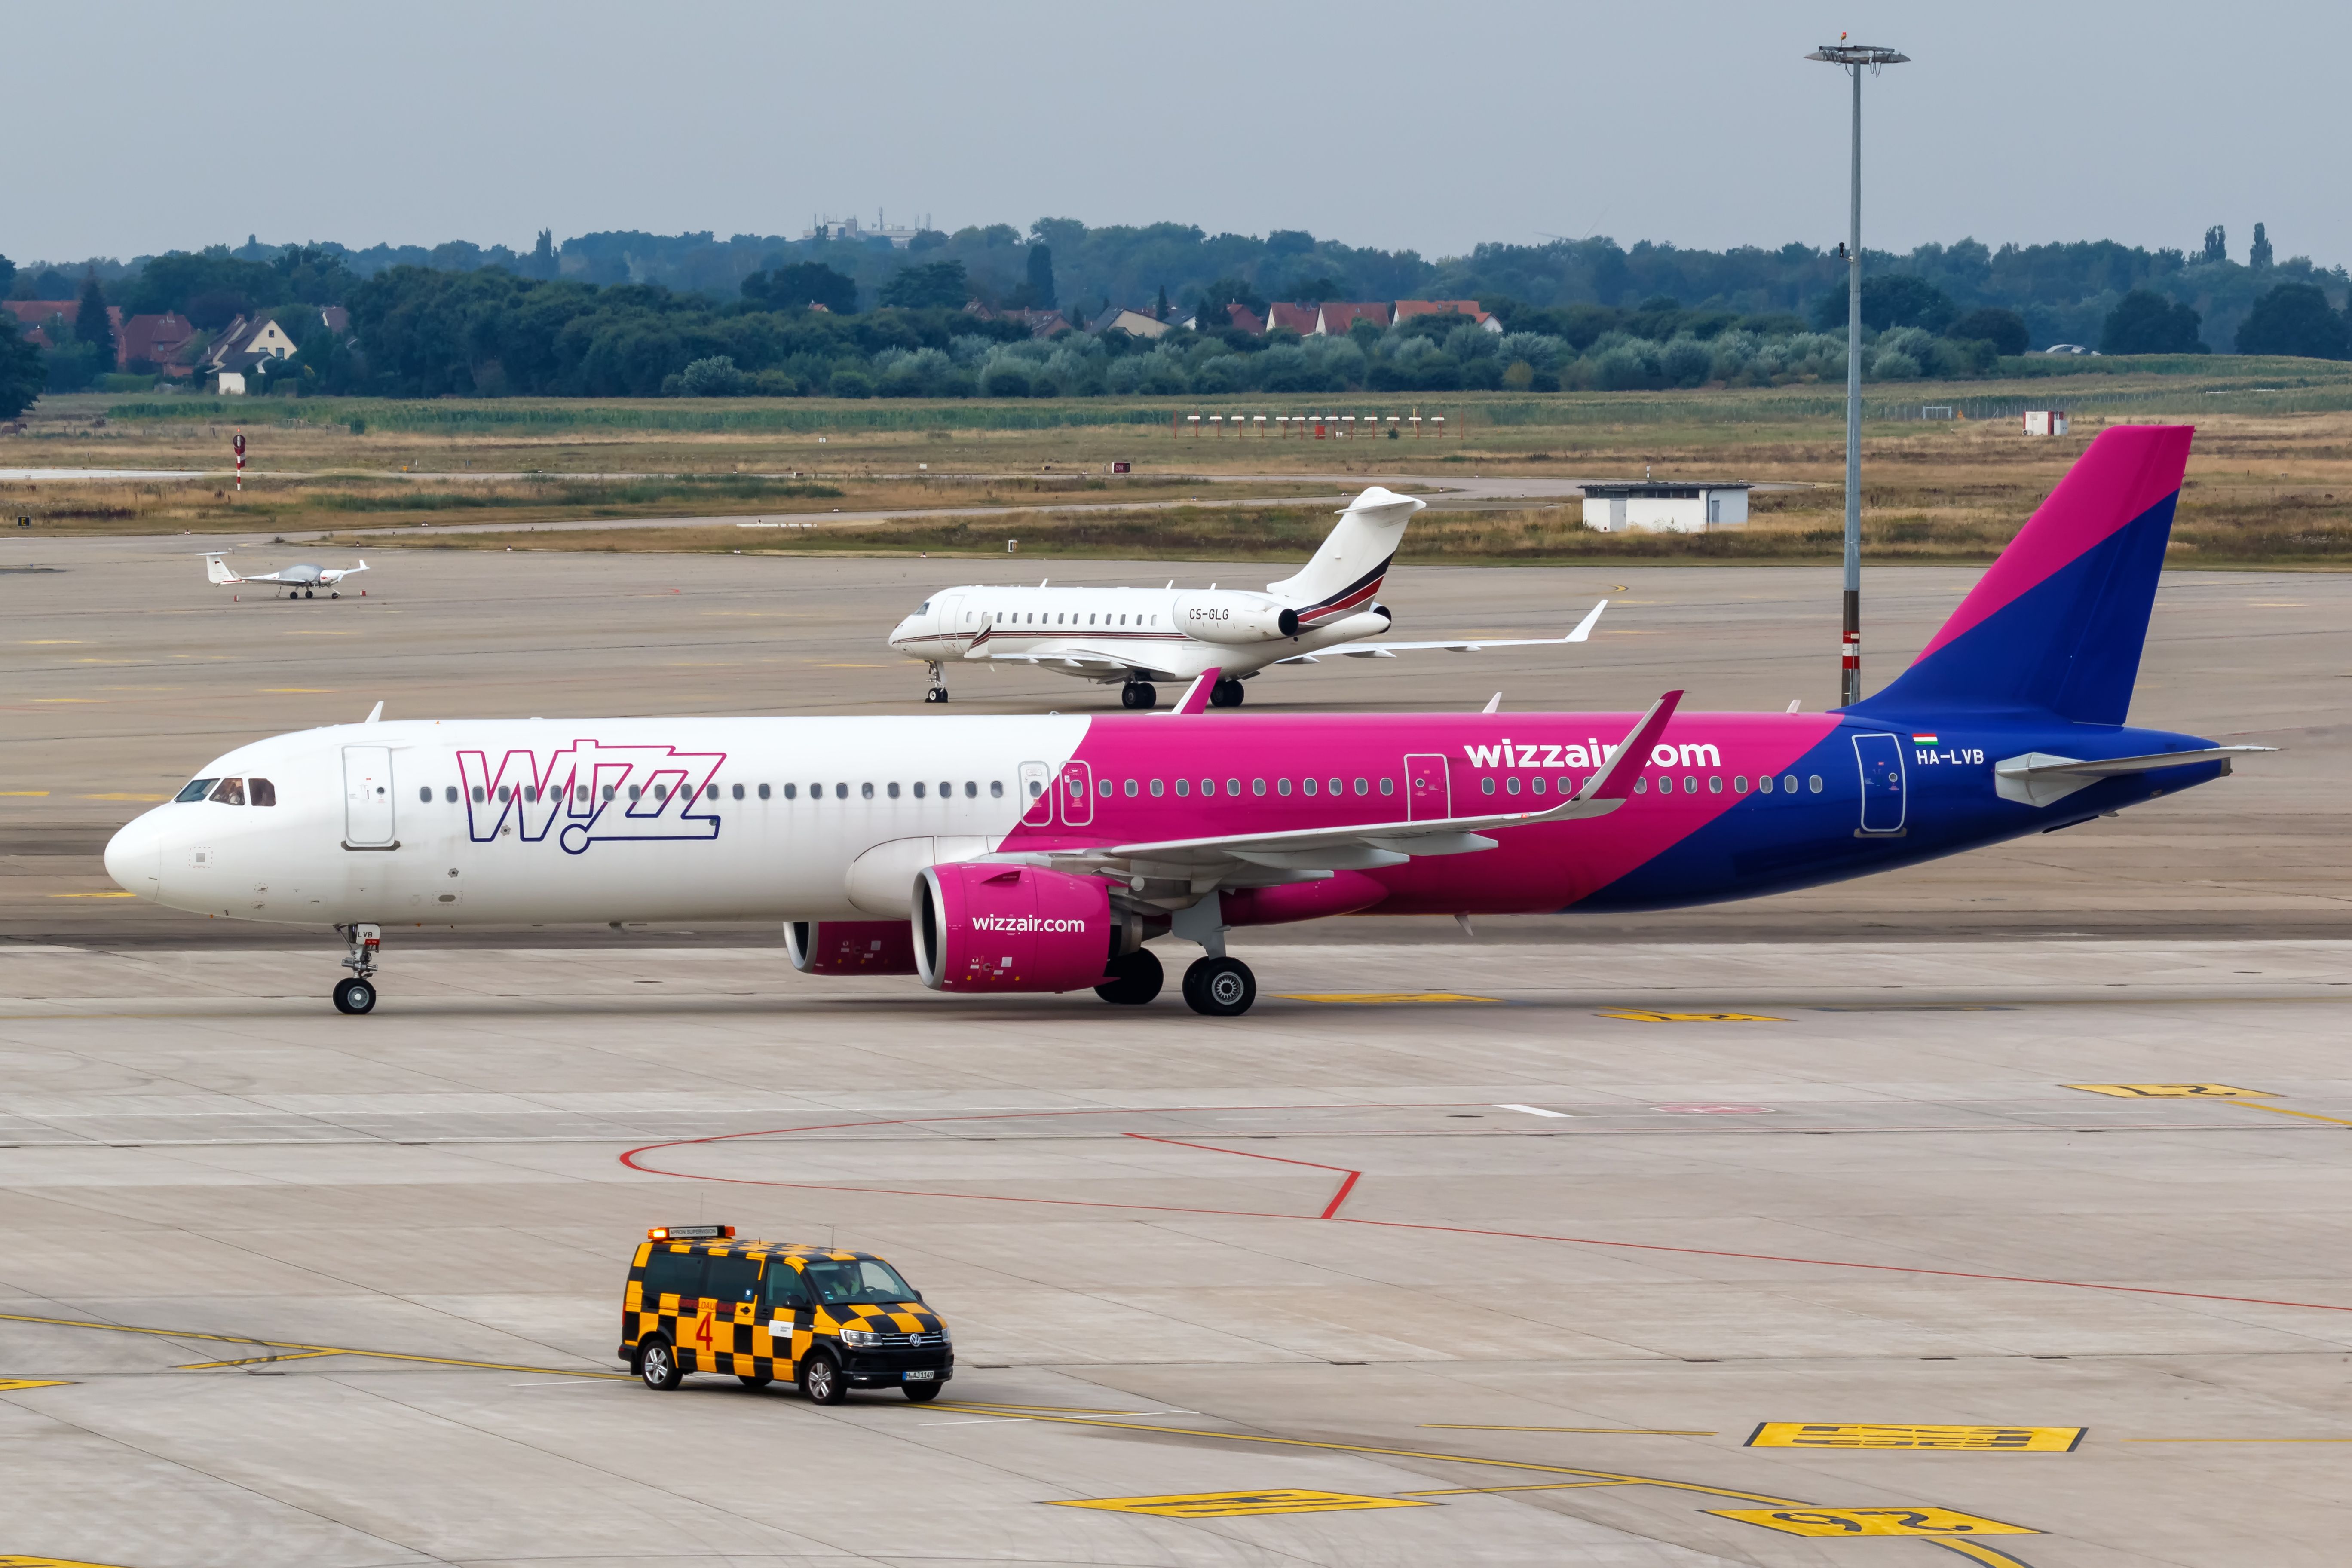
[343,745,396,846]
[1852,733,1906,835]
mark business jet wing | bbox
[1029,689,1679,876]
[963,640,1136,674]
[1279,599,1607,662]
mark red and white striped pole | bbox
[233,430,245,492]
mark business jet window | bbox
[209,778,245,805]
[249,778,277,807]
[175,778,219,802]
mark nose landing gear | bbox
[333,922,381,1014]
[923,661,949,703]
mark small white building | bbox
[1580,481,1751,533]
[2023,410,2070,436]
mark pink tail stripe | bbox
[1916,424,2191,665]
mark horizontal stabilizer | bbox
[1994,745,2274,807]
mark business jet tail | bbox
[1265,485,1425,628]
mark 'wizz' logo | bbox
[456,740,727,854]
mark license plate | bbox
[903,1369,935,1382]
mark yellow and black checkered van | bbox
[619,1225,953,1404]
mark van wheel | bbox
[639,1338,682,1390]
[801,1349,846,1405]
[738,1372,773,1390]
[903,1382,942,1402]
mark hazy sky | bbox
[12,2,2343,270]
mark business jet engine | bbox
[786,919,918,975]
[1173,590,1300,644]
[913,863,1115,994]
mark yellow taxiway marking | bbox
[1602,1010,1788,1023]
[1283,992,1501,1005]
[46,892,136,899]
[1051,1489,1431,1518]
[0,1555,136,1567]
[2066,1083,2271,1098]
[1709,1506,2034,1538]
[1930,1544,2038,1567]
[0,1311,628,1381]
[31,698,97,704]
[175,1349,343,1370]
[1748,1423,2084,1452]
[0,1379,74,1392]
[17,640,85,645]
[1423,1424,1717,1436]
[0,791,50,797]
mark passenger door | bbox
[1058,760,1094,827]
[703,1253,762,1372]
[342,745,395,846]
[1853,732,1906,835]
[1018,760,1054,826]
[1405,754,1451,821]
[763,1260,812,1372]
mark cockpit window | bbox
[208,778,246,806]
[916,600,931,613]
[175,778,219,803]
[249,777,277,807]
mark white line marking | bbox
[1494,1103,1569,1118]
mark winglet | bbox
[1564,599,1608,642]
[1481,692,1502,714]
[1170,668,1223,715]
[364,701,383,724]
[1575,690,1683,803]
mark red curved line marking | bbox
[621,1106,2352,1316]
[1122,1131,1362,1219]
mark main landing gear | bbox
[923,661,949,703]
[1208,678,1244,708]
[333,922,381,1014]
[1119,680,1158,710]
[1182,956,1256,1017]
[1095,948,1163,1004]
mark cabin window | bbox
[861,783,875,800]
[1529,776,1546,796]
[886,782,900,799]
[1506,776,1522,796]
[1807,775,1824,794]
[705,783,719,800]
[1089,614,1096,625]
[1327,777,1342,796]
[1225,778,1240,796]
[522,786,537,803]
[497,785,513,804]
[913,781,926,799]
[472,785,486,803]
[1150,778,1165,798]
[963,781,977,798]
[419,787,433,803]
[1095,778,1111,799]
[1302,778,1317,797]
[1175,778,1190,798]
[938,780,951,798]
[1683,775,1697,794]
[1759,775,1775,794]
[575,785,588,802]
[1634,777,1648,794]
[780,784,795,799]
[1481,777,1496,795]
[760,783,772,800]
[1276,778,1291,796]
[1380,778,1395,796]
[1124,778,1139,798]
[1353,778,1369,796]
[1733,776,1749,794]
[1656,777,1672,795]
[732,783,744,800]
[628,785,641,802]
[653,785,669,802]
[447,786,460,803]
[601,785,615,802]
[990,781,1004,798]
[1709,776,1723,794]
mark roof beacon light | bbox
[649,1224,734,1242]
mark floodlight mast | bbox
[1807,42,1908,707]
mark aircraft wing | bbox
[1278,599,1607,662]
[963,640,1139,674]
[1026,690,1679,876]
[318,560,368,583]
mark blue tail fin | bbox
[1851,425,2192,725]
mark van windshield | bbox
[802,1258,916,1306]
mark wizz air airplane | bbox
[204,551,368,599]
[885,485,1605,707]
[108,427,2263,1018]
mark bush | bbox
[827,368,875,398]
[1870,350,1922,381]
[675,355,746,396]
[1660,337,1713,387]
[2234,283,2352,359]
[1948,307,2028,356]
[751,369,799,396]
[347,416,367,434]
[977,359,1032,398]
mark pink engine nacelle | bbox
[913,863,1114,994]
[786,919,918,975]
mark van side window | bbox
[766,1263,812,1310]
[640,1248,705,1302]
[704,1254,760,1305]
[208,777,246,806]
[248,777,277,807]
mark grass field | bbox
[6,368,2352,566]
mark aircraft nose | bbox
[104,811,165,900]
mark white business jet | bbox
[205,551,368,599]
[886,485,1605,708]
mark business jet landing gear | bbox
[333,923,381,1014]
[1119,680,1157,710]
[922,661,949,703]
[1209,678,1245,708]
[1182,956,1256,1016]
[303,589,314,599]
[1095,947,1163,1005]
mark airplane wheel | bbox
[330,591,340,599]
[1211,679,1243,708]
[1095,947,1163,1005]
[332,977,377,1014]
[1133,682,1156,708]
[1182,957,1256,1017]
[304,590,314,599]
[1121,683,1155,710]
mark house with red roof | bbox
[118,313,196,374]
[1392,299,1501,333]
[1262,302,1321,336]
[1314,302,1393,336]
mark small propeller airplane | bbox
[204,552,368,599]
